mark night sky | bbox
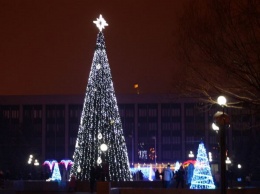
[0,0,188,95]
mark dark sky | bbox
[0,0,188,96]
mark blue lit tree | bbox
[70,15,132,181]
[51,162,61,181]
[190,142,215,189]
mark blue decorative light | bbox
[175,161,180,172]
[190,142,215,189]
[130,166,154,181]
[51,162,61,181]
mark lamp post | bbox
[213,96,230,194]
[152,137,157,166]
[129,132,134,165]
[188,151,194,158]
[225,157,231,169]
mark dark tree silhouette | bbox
[175,0,260,111]
[175,0,260,180]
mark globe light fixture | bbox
[217,96,227,106]
[100,143,108,152]
[212,123,219,131]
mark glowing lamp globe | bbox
[217,96,227,106]
[211,123,219,131]
[213,111,230,127]
[100,144,108,151]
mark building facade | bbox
[0,94,259,178]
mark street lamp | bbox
[225,157,232,170]
[217,96,227,106]
[213,96,230,194]
[225,157,231,164]
[28,155,33,164]
[188,151,194,158]
[152,137,157,166]
[129,132,134,165]
[34,159,40,166]
[212,123,219,131]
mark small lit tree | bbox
[51,162,61,181]
[190,142,215,189]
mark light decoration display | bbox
[175,161,180,172]
[60,159,73,170]
[183,160,196,168]
[43,160,57,172]
[93,14,108,32]
[51,162,61,181]
[70,15,132,181]
[130,166,154,181]
[189,151,195,158]
[28,155,33,164]
[208,152,213,162]
[190,142,216,189]
[138,142,147,160]
[148,165,154,181]
[149,147,155,160]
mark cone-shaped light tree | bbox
[70,15,132,181]
[51,162,61,181]
[190,142,215,189]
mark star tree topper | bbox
[93,14,108,31]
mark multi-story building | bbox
[0,94,259,179]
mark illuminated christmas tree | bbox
[190,142,215,189]
[70,15,132,181]
[51,162,61,181]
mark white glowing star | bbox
[93,14,108,31]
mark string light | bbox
[190,143,215,189]
[70,15,132,181]
[51,162,61,181]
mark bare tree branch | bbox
[174,0,260,112]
